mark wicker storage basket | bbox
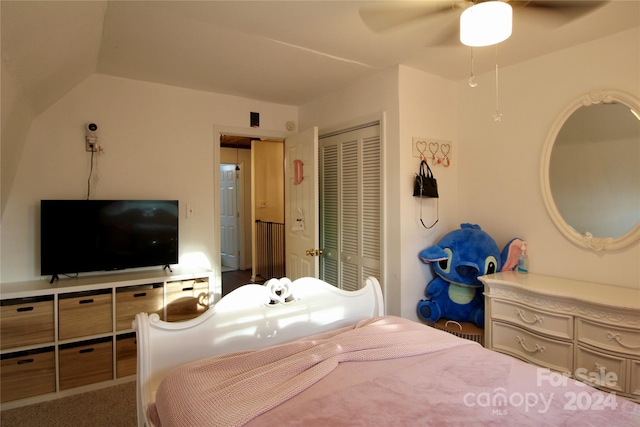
[432,318,484,346]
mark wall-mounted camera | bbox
[86,123,99,152]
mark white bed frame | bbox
[133,276,384,427]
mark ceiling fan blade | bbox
[510,1,608,26]
[359,1,462,33]
[426,22,461,47]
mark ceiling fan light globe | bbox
[460,1,513,47]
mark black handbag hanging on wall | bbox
[413,160,439,228]
[413,160,439,198]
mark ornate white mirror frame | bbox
[540,90,640,251]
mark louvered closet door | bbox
[320,124,380,291]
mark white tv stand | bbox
[0,266,215,410]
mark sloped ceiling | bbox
[2,0,639,116]
[1,1,107,116]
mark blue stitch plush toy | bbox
[417,223,523,328]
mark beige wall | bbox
[1,62,35,218]
[457,27,639,289]
[300,67,403,316]
[301,27,639,321]
[301,66,459,320]
[0,74,297,284]
[2,28,637,318]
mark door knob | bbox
[305,249,323,257]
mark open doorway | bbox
[219,134,284,295]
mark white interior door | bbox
[284,127,319,280]
[220,164,239,270]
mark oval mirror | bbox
[541,90,640,251]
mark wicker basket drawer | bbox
[116,284,163,331]
[166,278,210,321]
[432,318,484,346]
[59,337,113,390]
[491,299,573,340]
[116,333,137,378]
[491,321,573,373]
[59,289,112,340]
[0,347,56,402]
[576,318,640,356]
[1,296,55,349]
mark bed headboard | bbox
[133,276,384,426]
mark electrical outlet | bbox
[86,137,98,152]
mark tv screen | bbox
[41,200,179,277]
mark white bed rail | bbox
[133,276,384,427]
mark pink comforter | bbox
[150,316,640,427]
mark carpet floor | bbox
[0,382,136,427]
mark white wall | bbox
[2,27,637,317]
[300,66,404,316]
[1,74,297,284]
[301,27,639,321]
[457,27,639,289]
[398,66,459,321]
[300,66,460,320]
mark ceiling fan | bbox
[359,0,608,45]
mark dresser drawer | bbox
[491,321,573,373]
[59,289,112,340]
[1,296,55,349]
[116,283,164,331]
[630,360,640,398]
[576,318,640,356]
[491,299,573,340]
[0,347,56,402]
[575,345,626,394]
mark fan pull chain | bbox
[468,47,478,88]
[493,45,503,121]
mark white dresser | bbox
[480,271,640,402]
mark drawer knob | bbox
[17,358,34,365]
[606,332,640,350]
[514,309,544,325]
[515,336,545,354]
[16,306,34,312]
[78,299,94,305]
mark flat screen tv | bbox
[41,200,178,280]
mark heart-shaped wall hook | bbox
[440,143,451,167]
[428,142,439,163]
[415,140,427,159]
